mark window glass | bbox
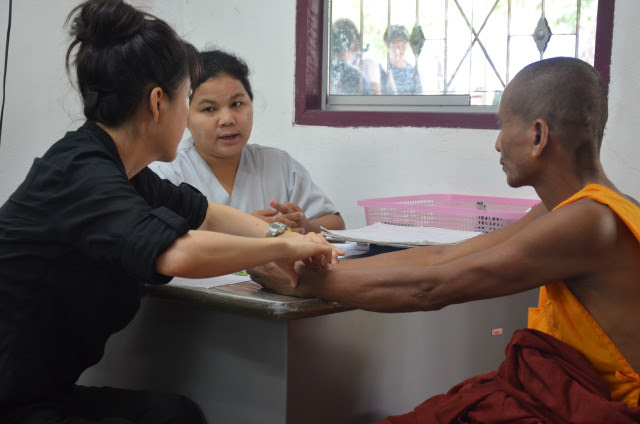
[327,0,599,108]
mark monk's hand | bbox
[270,201,311,234]
[248,261,307,297]
[250,208,279,223]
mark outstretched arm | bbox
[156,202,341,284]
[198,202,273,237]
[288,200,614,312]
[253,202,547,296]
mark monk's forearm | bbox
[298,250,519,312]
[297,265,453,312]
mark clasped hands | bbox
[251,200,312,234]
[252,200,339,287]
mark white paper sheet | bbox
[168,272,251,289]
[333,241,370,257]
[323,222,481,247]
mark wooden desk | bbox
[78,277,538,423]
[144,280,352,320]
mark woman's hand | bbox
[249,204,307,234]
[269,201,311,234]
[274,231,343,286]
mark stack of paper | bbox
[168,272,251,289]
[322,222,481,247]
[333,241,370,257]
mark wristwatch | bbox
[266,222,290,237]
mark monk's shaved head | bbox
[502,57,608,149]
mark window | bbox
[295,0,615,128]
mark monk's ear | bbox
[147,87,164,124]
[531,118,549,158]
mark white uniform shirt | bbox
[149,137,339,220]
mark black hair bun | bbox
[68,0,145,49]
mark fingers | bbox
[279,232,340,274]
[251,209,279,222]
[311,244,336,269]
[281,202,303,212]
[268,201,310,233]
[277,211,304,222]
[273,215,298,229]
[303,232,344,263]
[276,221,302,234]
[269,200,290,214]
[269,200,303,213]
[275,212,308,234]
[330,247,341,264]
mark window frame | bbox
[294,0,615,129]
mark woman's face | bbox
[387,37,408,63]
[187,73,253,161]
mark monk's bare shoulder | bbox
[546,198,621,254]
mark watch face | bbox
[267,222,287,236]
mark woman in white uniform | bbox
[150,50,345,234]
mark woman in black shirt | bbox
[0,1,339,423]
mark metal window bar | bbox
[446,0,504,92]
[540,0,546,60]
[444,0,449,94]
[386,0,391,94]
[576,0,581,57]
[327,0,588,108]
[415,0,420,94]
[506,0,512,84]
[359,0,364,93]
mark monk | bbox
[252,57,640,421]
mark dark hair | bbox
[506,57,608,147]
[331,18,360,55]
[65,0,201,127]
[196,50,253,101]
[383,25,409,44]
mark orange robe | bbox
[528,184,640,407]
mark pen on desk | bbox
[234,270,250,277]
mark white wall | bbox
[600,0,640,198]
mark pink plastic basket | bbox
[358,194,540,233]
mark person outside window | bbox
[381,25,423,95]
[329,18,373,95]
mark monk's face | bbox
[495,86,535,188]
